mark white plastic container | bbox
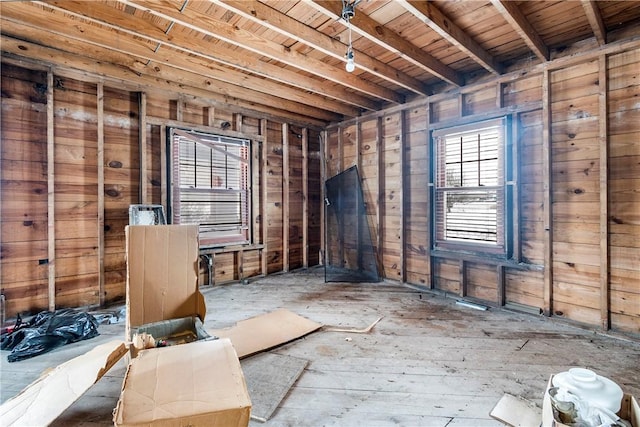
[552,368,624,413]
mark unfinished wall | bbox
[325,43,640,334]
[1,62,322,318]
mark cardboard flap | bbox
[210,308,323,358]
[0,340,127,427]
[126,225,203,339]
[114,338,251,426]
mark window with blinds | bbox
[433,118,507,255]
[171,129,250,247]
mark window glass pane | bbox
[433,118,506,252]
[171,129,250,246]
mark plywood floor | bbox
[2,268,639,426]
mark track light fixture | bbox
[342,0,360,72]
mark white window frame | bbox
[432,117,511,257]
[170,128,251,247]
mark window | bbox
[170,128,250,247]
[432,117,511,256]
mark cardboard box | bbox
[131,316,212,357]
[542,375,639,427]
[125,225,206,344]
[114,338,251,427]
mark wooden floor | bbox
[2,268,639,426]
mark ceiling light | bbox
[342,0,360,73]
[345,49,355,72]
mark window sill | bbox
[199,244,264,255]
[430,249,542,271]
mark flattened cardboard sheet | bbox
[210,308,322,358]
[0,340,127,427]
[241,353,308,422]
[125,225,205,340]
[490,393,541,427]
[113,338,251,427]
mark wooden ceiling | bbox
[2,1,640,126]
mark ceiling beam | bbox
[212,0,430,96]
[0,35,336,127]
[491,0,549,62]
[2,2,359,118]
[308,0,464,87]
[124,0,404,104]
[581,0,607,45]
[38,0,376,113]
[398,0,502,75]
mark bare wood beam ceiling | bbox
[122,0,403,104]
[397,0,503,75]
[581,0,607,45]
[1,1,639,125]
[307,0,465,87]
[212,0,430,96]
[490,0,549,62]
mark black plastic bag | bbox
[0,309,99,362]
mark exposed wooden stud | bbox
[260,119,268,276]
[356,120,363,273]
[251,130,260,255]
[398,0,503,75]
[497,82,505,109]
[582,1,607,46]
[511,114,521,263]
[47,69,56,312]
[302,128,309,269]
[282,123,290,273]
[310,0,464,87]
[236,249,244,282]
[459,260,467,297]
[497,265,505,306]
[234,113,243,132]
[160,125,167,209]
[337,126,344,266]
[376,117,384,277]
[426,104,434,290]
[138,92,147,204]
[542,68,553,316]
[320,131,327,266]
[491,0,549,62]
[204,107,215,127]
[97,82,105,307]
[399,110,406,283]
[598,54,610,330]
[176,96,184,122]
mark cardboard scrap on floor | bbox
[0,340,127,427]
[490,393,541,427]
[241,352,308,422]
[210,308,323,358]
[113,338,251,427]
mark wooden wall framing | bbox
[1,58,322,317]
[325,39,640,334]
